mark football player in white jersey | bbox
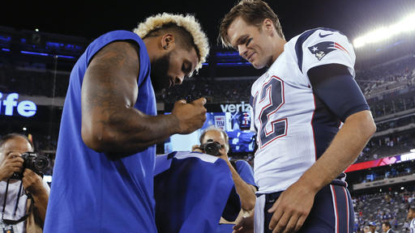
[219,1,376,233]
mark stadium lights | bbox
[354,12,415,48]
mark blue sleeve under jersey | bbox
[308,64,370,122]
[235,160,256,188]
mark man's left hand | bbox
[267,181,316,233]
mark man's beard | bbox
[150,52,171,94]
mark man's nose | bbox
[238,44,248,58]
[174,76,183,86]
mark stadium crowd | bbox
[353,189,415,232]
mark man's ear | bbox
[262,18,274,35]
[161,33,176,50]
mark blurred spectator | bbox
[0,133,50,233]
[381,221,395,233]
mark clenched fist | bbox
[171,97,207,134]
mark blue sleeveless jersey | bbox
[44,30,157,233]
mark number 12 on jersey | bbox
[252,76,287,149]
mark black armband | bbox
[308,64,369,122]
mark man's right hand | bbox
[171,97,207,134]
[0,153,24,181]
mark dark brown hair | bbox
[382,221,391,228]
[218,0,284,47]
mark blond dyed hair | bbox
[134,13,210,73]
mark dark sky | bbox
[3,0,415,46]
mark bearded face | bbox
[150,51,172,94]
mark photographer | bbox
[194,126,257,233]
[0,134,50,233]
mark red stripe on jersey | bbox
[334,43,349,54]
[334,45,347,53]
[331,185,340,233]
[311,93,318,161]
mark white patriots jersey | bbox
[250,28,356,194]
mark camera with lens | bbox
[200,139,222,156]
[11,152,50,180]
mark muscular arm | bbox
[296,111,375,192]
[299,64,376,190]
[31,187,49,222]
[81,41,205,157]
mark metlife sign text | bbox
[0,92,37,117]
[220,101,252,113]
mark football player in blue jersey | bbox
[219,1,376,233]
[44,13,210,233]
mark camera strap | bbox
[1,179,10,220]
[12,181,23,218]
[2,179,24,219]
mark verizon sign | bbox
[220,101,252,113]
